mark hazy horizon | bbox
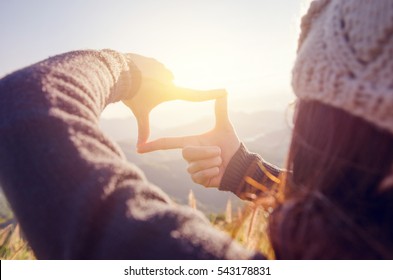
[1,0,306,121]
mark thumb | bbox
[136,112,150,147]
[170,88,227,102]
[215,96,231,129]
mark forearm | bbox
[220,143,284,200]
[0,49,140,258]
[0,50,261,259]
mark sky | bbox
[0,0,309,126]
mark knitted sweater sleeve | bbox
[0,50,264,260]
[220,143,284,200]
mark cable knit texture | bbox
[292,0,393,134]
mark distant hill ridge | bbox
[105,109,291,213]
[0,109,291,217]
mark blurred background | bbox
[0,0,310,213]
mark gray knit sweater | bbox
[0,49,267,260]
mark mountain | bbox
[0,108,291,217]
[105,109,291,213]
[117,140,242,213]
[161,110,288,139]
[245,128,291,166]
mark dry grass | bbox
[209,201,275,259]
[2,181,277,260]
[208,160,285,260]
[0,204,273,260]
[0,223,35,260]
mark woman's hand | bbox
[122,54,226,147]
[138,97,240,188]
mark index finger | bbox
[170,87,227,102]
[182,146,221,161]
[137,135,198,153]
[215,96,231,128]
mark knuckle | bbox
[192,174,203,185]
[196,161,205,170]
[199,169,211,179]
[186,164,195,174]
[214,156,223,166]
[182,146,192,160]
[212,167,220,176]
[213,146,222,155]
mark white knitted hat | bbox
[292,0,393,134]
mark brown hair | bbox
[268,100,393,259]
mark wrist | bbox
[121,54,142,101]
[220,143,260,194]
[104,50,142,104]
